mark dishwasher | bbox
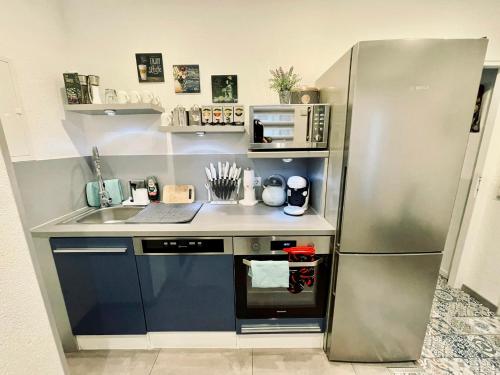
[133,237,235,331]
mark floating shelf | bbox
[247,150,330,159]
[64,103,165,115]
[162,125,246,134]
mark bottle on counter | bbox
[146,176,160,201]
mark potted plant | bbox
[269,66,301,104]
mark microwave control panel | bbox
[311,105,327,143]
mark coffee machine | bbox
[284,176,309,216]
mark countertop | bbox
[31,203,335,238]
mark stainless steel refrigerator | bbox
[316,39,488,362]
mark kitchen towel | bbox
[86,179,124,207]
[250,260,289,288]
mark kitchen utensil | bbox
[117,90,129,104]
[129,90,142,104]
[188,105,202,125]
[104,89,117,104]
[201,105,212,125]
[152,95,161,106]
[88,75,102,104]
[205,183,211,201]
[162,185,195,204]
[78,75,91,104]
[262,174,286,207]
[172,106,188,126]
[240,168,258,206]
[142,90,154,104]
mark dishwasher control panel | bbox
[133,237,231,254]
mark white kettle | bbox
[262,174,286,207]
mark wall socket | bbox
[254,177,262,187]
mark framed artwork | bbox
[211,75,238,103]
[135,53,164,82]
[173,65,201,93]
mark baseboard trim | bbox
[149,332,237,349]
[76,335,149,350]
[462,284,498,313]
[74,332,324,350]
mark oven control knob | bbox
[251,242,260,251]
[314,134,322,142]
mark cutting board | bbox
[162,185,195,204]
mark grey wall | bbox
[13,157,94,228]
[13,154,325,228]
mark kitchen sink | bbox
[73,206,144,224]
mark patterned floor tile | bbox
[450,317,500,335]
[420,276,499,375]
[418,358,475,375]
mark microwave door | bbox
[293,106,312,148]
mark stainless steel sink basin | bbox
[74,207,144,224]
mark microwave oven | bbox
[249,104,330,150]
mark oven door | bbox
[234,254,330,319]
[249,105,311,150]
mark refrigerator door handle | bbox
[335,165,348,249]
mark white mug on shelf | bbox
[152,95,161,106]
[129,91,142,104]
[142,90,154,104]
[116,90,129,104]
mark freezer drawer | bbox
[326,252,441,362]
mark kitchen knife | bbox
[210,163,217,180]
[218,161,222,180]
[205,167,212,181]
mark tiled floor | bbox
[418,276,499,375]
[66,277,498,375]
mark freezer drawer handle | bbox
[53,248,128,254]
[242,259,323,267]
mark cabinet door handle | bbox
[53,248,128,254]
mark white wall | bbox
[0,127,66,373]
[0,0,87,160]
[451,69,500,310]
[3,0,500,159]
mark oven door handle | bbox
[242,259,323,267]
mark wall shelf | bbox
[64,103,165,115]
[247,150,330,159]
[162,125,245,134]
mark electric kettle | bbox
[262,174,286,206]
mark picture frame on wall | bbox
[173,65,201,93]
[211,75,238,103]
[135,53,164,82]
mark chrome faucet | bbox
[92,146,111,208]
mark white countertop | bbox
[31,203,335,238]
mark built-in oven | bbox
[248,104,330,150]
[234,236,332,334]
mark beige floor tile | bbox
[150,348,252,375]
[252,348,356,375]
[353,362,416,375]
[66,349,159,375]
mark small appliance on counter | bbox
[262,174,286,207]
[239,168,258,206]
[122,179,150,206]
[284,176,309,216]
[249,104,330,150]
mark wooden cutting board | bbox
[162,185,195,204]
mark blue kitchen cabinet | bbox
[136,254,235,331]
[50,237,146,335]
